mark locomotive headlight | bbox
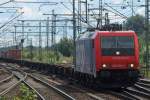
[102,64,107,68]
[130,64,134,68]
[116,51,120,55]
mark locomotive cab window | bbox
[101,36,134,56]
[117,37,134,48]
[101,37,116,48]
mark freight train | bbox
[0,30,140,88]
[75,30,139,87]
[0,46,21,59]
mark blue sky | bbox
[0,0,145,47]
[0,0,145,21]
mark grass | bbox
[0,83,37,100]
[22,48,73,64]
[140,66,150,78]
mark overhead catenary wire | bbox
[0,10,22,32]
[105,3,128,19]
[0,0,13,6]
[13,1,58,4]
[0,12,24,30]
[0,0,144,49]
[127,1,136,16]
[0,7,22,9]
[61,1,94,27]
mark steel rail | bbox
[32,73,104,100]
[0,65,27,94]
[107,90,140,100]
[136,82,150,89]
[125,88,150,99]
[134,84,150,94]
[22,79,46,100]
[139,78,150,84]
[7,65,46,100]
[5,63,149,100]
[0,70,26,96]
[8,64,72,100]
[0,79,22,96]
[10,63,142,100]
[28,74,75,100]
[0,74,13,84]
[0,66,14,84]
[122,91,141,100]
[29,70,141,100]
[0,73,44,100]
[19,66,104,100]
[9,64,70,100]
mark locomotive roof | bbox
[77,31,95,40]
[96,31,135,33]
[77,31,135,40]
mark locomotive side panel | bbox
[134,33,139,68]
[76,39,96,76]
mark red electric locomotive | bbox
[75,31,139,87]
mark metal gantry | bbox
[39,21,42,61]
[51,10,57,46]
[0,0,147,70]
[46,17,50,53]
[97,0,103,29]
[145,0,150,77]
[73,0,76,67]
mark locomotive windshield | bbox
[101,36,134,56]
[117,37,134,48]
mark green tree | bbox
[53,38,73,57]
[126,14,145,35]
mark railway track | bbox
[3,66,48,100]
[29,74,114,100]
[37,71,149,100]
[26,74,75,100]
[12,63,150,100]
[12,64,114,100]
[139,78,150,85]
[28,71,145,100]
[12,64,104,100]
[106,90,141,100]
[2,63,150,100]
[0,67,11,81]
[2,64,75,100]
[0,66,26,97]
[20,67,121,100]
[132,78,150,99]
[108,78,150,100]
[0,65,20,96]
[0,71,13,84]
[136,80,150,90]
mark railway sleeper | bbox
[126,88,150,99]
[134,84,150,94]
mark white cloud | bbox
[111,0,122,4]
[64,10,72,15]
[20,6,43,19]
[136,8,145,16]
[18,7,32,13]
[15,0,33,1]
